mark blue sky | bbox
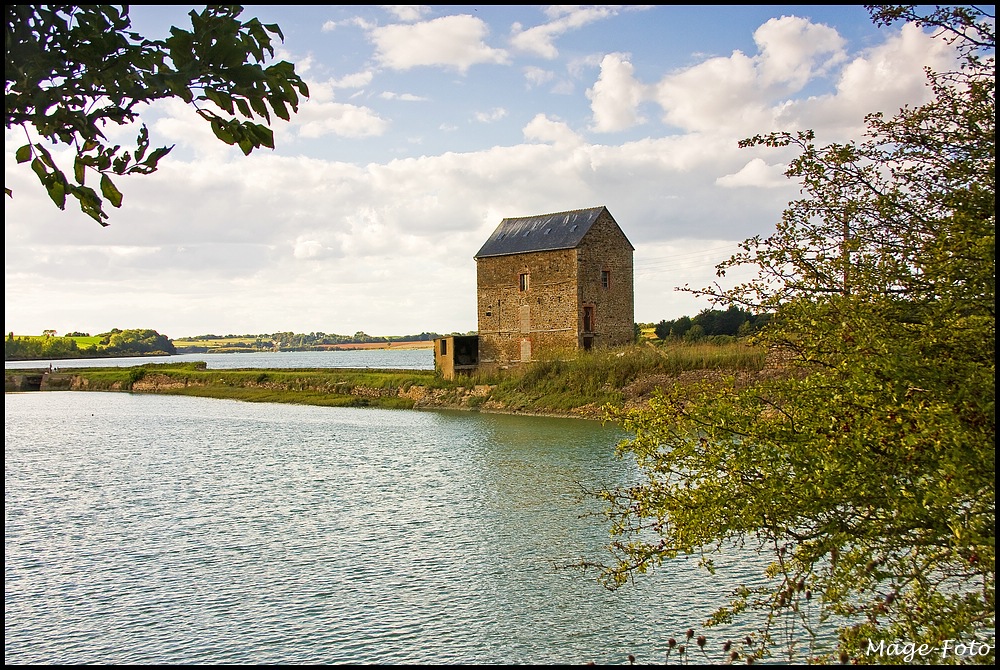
[4,5,963,338]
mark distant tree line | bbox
[179,330,448,352]
[650,306,771,341]
[5,328,175,361]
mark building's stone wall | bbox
[575,210,635,348]
[475,209,633,369]
[477,247,579,367]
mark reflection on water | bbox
[5,392,776,665]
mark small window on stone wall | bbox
[601,270,610,289]
[519,272,530,291]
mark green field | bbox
[171,336,267,349]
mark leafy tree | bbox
[681,323,704,342]
[671,315,692,339]
[653,319,671,340]
[597,5,994,664]
[5,5,308,225]
[104,328,176,355]
[4,333,90,359]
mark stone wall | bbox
[576,210,635,348]
[476,247,578,366]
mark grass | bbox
[464,340,766,413]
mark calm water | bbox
[5,392,773,665]
[4,348,434,371]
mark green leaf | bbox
[33,143,56,168]
[100,174,123,208]
[134,126,150,162]
[269,94,290,121]
[74,156,86,184]
[248,94,270,121]
[142,146,173,169]
[250,123,274,150]
[70,184,109,225]
[30,157,49,182]
[204,88,235,114]
[209,118,236,145]
[234,98,252,118]
[46,178,67,210]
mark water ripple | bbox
[7,393,778,665]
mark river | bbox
[4,390,778,665]
[4,348,435,371]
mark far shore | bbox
[6,339,437,364]
[315,340,435,350]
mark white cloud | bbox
[716,158,789,188]
[587,53,648,132]
[638,15,952,141]
[328,71,375,89]
[650,50,783,135]
[522,114,583,148]
[292,238,332,260]
[509,6,647,59]
[380,5,431,23]
[753,16,847,89]
[523,66,555,88]
[322,16,373,32]
[370,15,509,72]
[295,101,390,139]
[380,91,428,102]
[474,107,508,123]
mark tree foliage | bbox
[5,5,309,225]
[102,328,176,356]
[598,5,994,663]
[5,327,175,359]
[654,307,771,340]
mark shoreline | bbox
[7,343,778,423]
[5,365,611,421]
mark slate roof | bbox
[474,206,631,259]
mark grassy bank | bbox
[474,341,767,414]
[10,341,769,418]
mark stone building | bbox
[435,206,634,378]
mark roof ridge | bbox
[502,205,605,221]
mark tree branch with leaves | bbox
[5,4,309,225]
